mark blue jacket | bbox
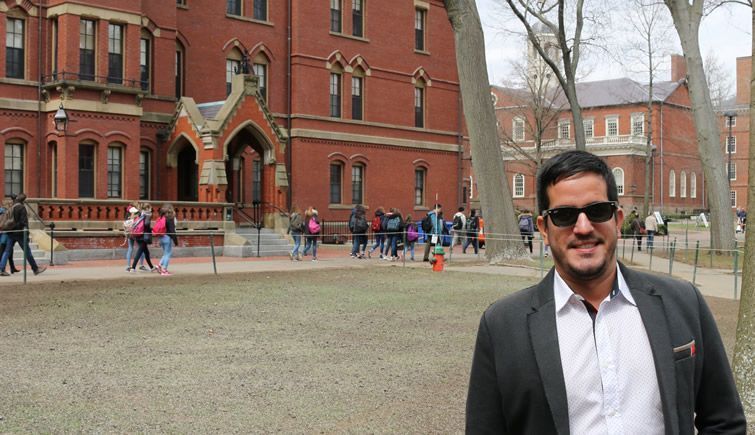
[428,210,442,235]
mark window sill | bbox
[414,49,431,56]
[330,32,370,43]
[0,77,37,86]
[225,14,274,27]
[329,204,364,210]
[414,206,430,211]
[177,4,188,9]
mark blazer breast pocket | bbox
[673,339,696,361]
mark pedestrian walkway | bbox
[0,243,741,300]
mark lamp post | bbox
[53,103,68,132]
[724,111,736,189]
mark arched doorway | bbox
[177,145,198,201]
[225,126,268,206]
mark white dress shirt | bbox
[554,267,664,434]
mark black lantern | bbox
[53,103,68,132]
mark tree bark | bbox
[732,5,755,430]
[664,0,735,251]
[444,0,529,261]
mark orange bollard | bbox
[432,253,445,272]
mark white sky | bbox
[479,1,752,86]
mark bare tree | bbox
[501,0,595,150]
[443,0,530,262]
[733,4,755,430]
[704,50,734,110]
[663,0,736,251]
[616,0,675,217]
[496,58,565,172]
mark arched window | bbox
[140,30,152,92]
[329,64,343,118]
[352,67,365,121]
[226,47,243,96]
[253,52,269,101]
[79,142,96,198]
[175,41,185,98]
[680,170,687,198]
[612,168,625,196]
[139,148,152,200]
[669,170,676,198]
[4,141,24,197]
[351,163,364,204]
[690,172,697,198]
[415,167,426,206]
[107,143,123,198]
[414,79,426,128]
[329,161,343,204]
[513,173,525,198]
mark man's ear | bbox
[537,215,549,246]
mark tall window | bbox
[631,114,644,136]
[612,168,624,196]
[414,9,426,51]
[729,162,737,180]
[5,18,24,79]
[107,146,122,198]
[330,0,342,33]
[351,76,363,120]
[4,143,23,197]
[513,174,524,198]
[79,144,95,198]
[558,121,570,139]
[668,170,675,198]
[252,160,262,203]
[690,172,697,198]
[329,72,341,117]
[253,62,267,101]
[726,116,737,127]
[727,136,737,153]
[680,170,687,198]
[606,117,619,137]
[139,150,150,199]
[226,58,240,96]
[330,163,342,204]
[51,19,58,78]
[51,143,58,197]
[352,164,363,204]
[512,117,525,142]
[352,0,363,37]
[175,43,184,98]
[107,24,123,84]
[227,0,241,15]
[253,0,267,20]
[583,119,594,138]
[415,168,426,206]
[731,190,737,208]
[414,85,424,128]
[79,19,95,81]
[140,36,150,91]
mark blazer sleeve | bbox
[693,287,747,433]
[466,313,507,434]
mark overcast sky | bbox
[478,1,752,87]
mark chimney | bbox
[735,56,751,106]
[670,54,687,82]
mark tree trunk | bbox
[443,0,529,261]
[732,5,755,430]
[644,47,655,218]
[664,0,735,251]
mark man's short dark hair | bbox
[458,207,465,212]
[434,203,442,210]
[536,150,618,215]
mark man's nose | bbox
[573,212,593,233]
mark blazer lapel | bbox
[621,265,679,435]
[527,270,570,435]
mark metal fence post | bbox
[209,231,218,275]
[734,244,739,299]
[668,238,676,276]
[22,228,28,284]
[49,222,55,266]
[692,240,700,285]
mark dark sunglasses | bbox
[542,201,618,227]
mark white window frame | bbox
[729,162,737,181]
[612,168,625,196]
[558,120,570,140]
[583,119,594,138]
[680,170,687,198]
[512,117,525,142]
[513,173,525,198]
[631,113,644,136]
[606,116,619,137]
[669,170,676,198]
[731,190,737,208]
[690,172,697,198]
[726,116,737,127]
[727,136,736,154]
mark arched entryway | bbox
[224,124,271,206]
[177,145,198,201]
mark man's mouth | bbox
[570,240,600,250]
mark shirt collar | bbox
[553,264,636,312]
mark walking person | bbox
[0,193,46,276]
[450,207,467,253]
[302,206,320,261]
[288,206,304,261]
[349,205,369,258]
[155,205,178,276]
[404,215,418,261]
[518,209,535,254]
[645,211,658,250]
[385,208,404,261]
[130,203,157,272]
[0,198,20,274]
[462,209,480,255]
[422,204,443,261]
[630,210,643,251]
[124,203,145,271]
[368,207,387,259]
[466,150,746,434]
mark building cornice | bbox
[291,128,460,153]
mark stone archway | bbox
[176,142,198,201]
[224,124,270,206]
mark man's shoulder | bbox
[482,283,542,323]
[622,265,699,305]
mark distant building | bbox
[718,56,750,212]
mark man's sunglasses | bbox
[542,201,618,227]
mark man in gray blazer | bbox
[466,151,746,434]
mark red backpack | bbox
[152,216,167,237]
[371,216,382,232]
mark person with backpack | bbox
[518,209,535,254]
[124,202,146,271]
[155,204,178,276]
[288,206,304,261]
[422,204,443,262]
[302,206,320,261]
[368,207,387,259]
[451,207,467,253]
[385,208,404,261]
[462,208,480,255]
[0,193,46,276]
[404,215,419,261]
[349,205,369,259]
[129,202,157,272]
[0,198,20,275]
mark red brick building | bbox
[719,56,750,212]
[0,0,468,237]
[494,55,705,217]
